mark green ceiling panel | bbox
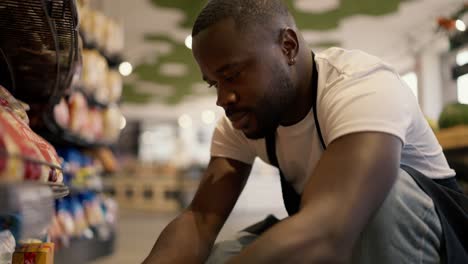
[127,0,410,104]
[150,0,410,30]
[122,83,154,104]
[134,35,210,104]
[289,0,407,30]
[150,0,206,29]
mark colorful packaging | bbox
[12,243,54,264]
[55,199,74,237]
[81,192,104,226]
[48,215,67,248]
[53,98,70,129]
[0,86,63,183]
[68,196,88,236]
[68,92,88,134]
[103,105,121,141]
[106,70,122,103]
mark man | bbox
[143,0,459,263]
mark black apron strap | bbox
[265,132,301,216]
[310,53,326,150]
[265,52,321,216]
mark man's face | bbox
[192,19,296,139]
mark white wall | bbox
[414,37,452,120]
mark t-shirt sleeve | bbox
[210,115,257,164]
[318,68,414,145]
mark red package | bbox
[0,86,63,183]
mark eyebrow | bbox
[202,62,241,83]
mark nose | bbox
[216,87,237,108]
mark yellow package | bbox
[12,243,54,264]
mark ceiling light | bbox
[120,116,127,130]
[178,114,192,129]
[201,110,216,125]
[456,19,466,32]
[185,35,192,50]
[456,51,468,66]
[119,62,133,76]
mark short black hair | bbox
[192,0,292,37]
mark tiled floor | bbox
[90,208,286,264]
[91,169,287,264]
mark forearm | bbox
[227,207,350,264]
[143,210,217,264]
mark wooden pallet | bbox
[110,177,181,212]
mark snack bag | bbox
[68,92,88,134]
[0,86,63,183]
[68,196,88,237]
[55,199,74,237]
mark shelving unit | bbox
[54,229,115,264]
[81,39,123,69]
[0,0,117,263]
[37,116,114,149]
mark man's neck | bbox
[280,50,314,127]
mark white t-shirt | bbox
[211,47,455,193]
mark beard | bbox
[243,65,296,139]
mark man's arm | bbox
[143,157,252,264]
[227,132,402,263]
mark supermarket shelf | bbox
[55,230,116,264]
[48,182,70,199]
[436,125,468,151]
[34,112,114,149]
[0,0,80,105]
[76,87,119,109]
[37,127,113,149]
[69,186,103,196]
[80,32,123,69]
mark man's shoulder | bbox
[316,47,394,77]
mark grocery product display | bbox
[0,0,123,263]
[0,86,63,183]
[52,92,122,143]
[78,0,124,66]
[49,148,117,263]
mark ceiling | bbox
[94,0,461,119]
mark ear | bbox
[279,27,299,64]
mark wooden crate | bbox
[135,178,181,212]
[113,178,142,208]
[436,126,468,150]
[110,176,181,212]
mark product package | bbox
[12,243,54,264]
[0,86,63,183]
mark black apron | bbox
[244,53,468,263]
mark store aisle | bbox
[92,170,287,264]
[91,209,287,264]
